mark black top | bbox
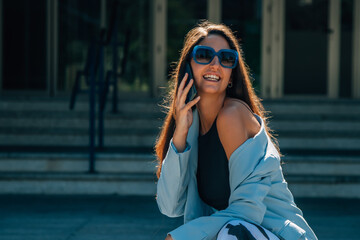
[197,118,231,211]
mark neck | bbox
[196,92,226,135]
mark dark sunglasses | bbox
[190,45,238,69]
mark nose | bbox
[209,55,221,68]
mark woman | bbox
[155,21,317,240]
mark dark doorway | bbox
[2,0,47,90]
[284,0,329,95]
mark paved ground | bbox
[0,195,358,240]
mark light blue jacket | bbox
[156,109,318,240]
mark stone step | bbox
[0,127,159,135]
[0,133,157,147]
[0,151,359,197]
[1,98,359,158]
[269,120,360,132]
[1,98,360,118]
[0,132,359,150]
[1,152,359,176]
[0,171,358,197]
[0,152,157,174]
[270,113,360,121]
[0,98,163,113]
[1,116,359,133]
[263,99,360,115]
[1,110,359,121]
[278,137,360,150]
[1,97,359,113]
[0,117,163,129]
[1,125,359,137]
[0,172,156,195]
[286,177,360,198]
[282,155,360,176]
[3,111,357,122]
[0,110,165,119]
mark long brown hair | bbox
[155,21,279,178]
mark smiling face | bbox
[190,34,233,97]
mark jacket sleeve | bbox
[169,139,280,240]
[156,139,192,218]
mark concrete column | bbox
[261,0,271,98]
[207,0,222,23]
[352,0,360,98]
[327,0,341,98]
[53,0,58,96]
[46,0,51,96]
[46,0,58,96]
[0,0,3,93]
[271,0,284,98]
[261,0,285,99]
[278,0,285,98]
[100,0,106,29]
[151,0,167,97]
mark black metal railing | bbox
[69,30,106,173]
[69,1,129,173]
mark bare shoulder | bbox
[216,98,261,160]
[219,98,260,135]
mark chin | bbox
[198,86,226,95]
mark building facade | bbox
[0,0,359,99]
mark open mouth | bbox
[203,74,220,82]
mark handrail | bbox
[88,30,105,173]
[69,1,125,173]
[99,28,130,113]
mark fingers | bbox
[184,96,200,112]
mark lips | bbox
[203,74,220,82]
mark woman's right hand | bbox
[172,73,200,152]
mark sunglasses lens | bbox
[220,52,237,67]
[193,46,237,68]
[194,48,213,64]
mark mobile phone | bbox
[180,63,197,104]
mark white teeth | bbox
[204,74,220,81]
